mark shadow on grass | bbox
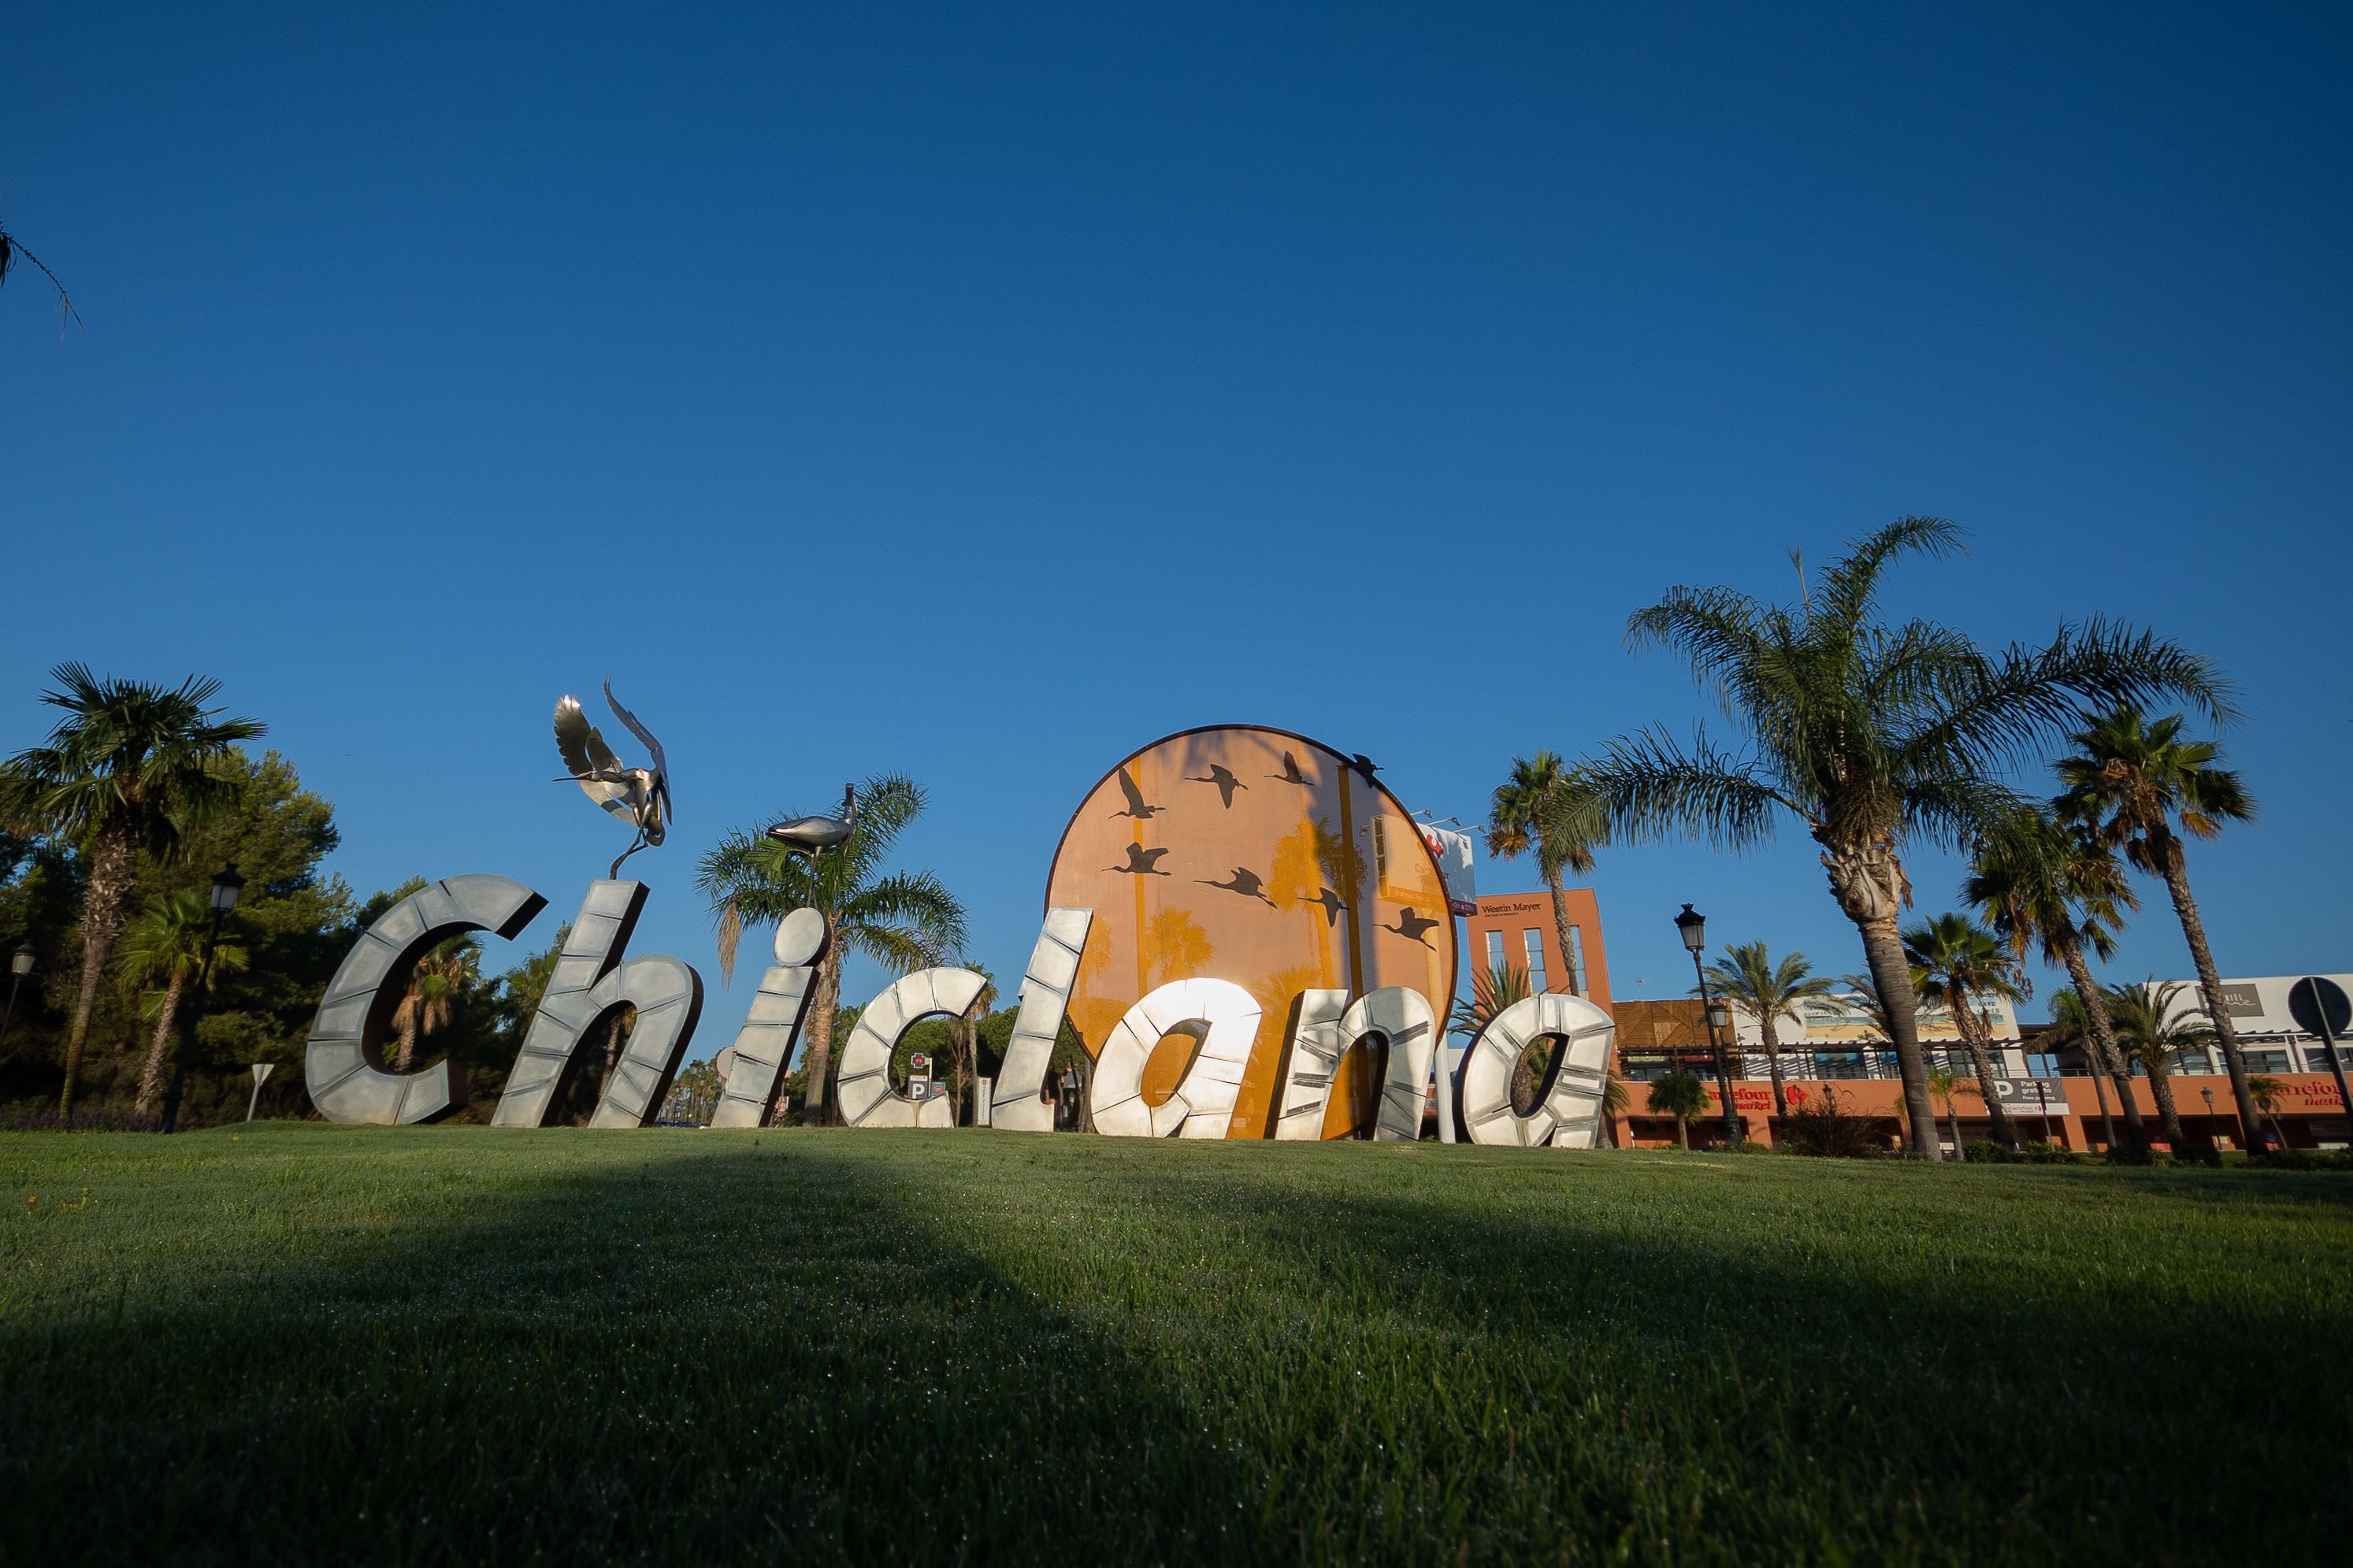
[1,1131,2347,1564]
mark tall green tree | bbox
[0,665,264,1114]
[698,775,965,1125]
[1574,517,2230,1158]
[2102,979,2215,1149]
[1486,752,1602,994]
[1698,940,1835,1119]
[1924,1066,1971,1155]
[1902,913,2027,1150]
[1963,807,2149,1151]
[2054,709,2260,1151]
[115,890,249,1119]
[1646,1071,1708,1149]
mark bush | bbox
[2172,1142,2224,1168]
[1964,1140,2080,1165]
[1780,1088,1880,1158]
[2248,1148,2353,1173]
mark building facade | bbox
[1463,891,1612,1009]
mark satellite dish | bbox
[2286,977,2351,1038]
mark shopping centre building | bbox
[1461,891,2350,1153]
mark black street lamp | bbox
[0,940,33,1058]
[161,864,244,1134]
[1676,903,1743,1149]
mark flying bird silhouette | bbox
[1107,843,1171,876]
[1108,766,1164,821]
[1349,753,1382,784]
[1300,888,1351,926]
[768,783,859,857]
[1382,906,1442,946]
[1185,764,1248,808]
[1197,866,1276,906]
[554,681,673,879]
[1267,751,1312,785]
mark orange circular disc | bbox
[1044,725,1458,1138]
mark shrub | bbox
[1780,1087,1880,1158]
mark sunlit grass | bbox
[2,1125,2347,1563]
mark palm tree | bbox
[2054,708,2259,1157]
[1963,806,2150,1152]
[0,665,264,1115]
[2246,1076,2288,1152]
[391,940,477,1073]
[1646,1070,1708,1149]
[2040,988,2121,1151]
[2103,979,2214,1149]
[1447,960,1531,1042]
[1486,752,1602,992]
[1574,517,2229,1158]
[698,775,966,1126]
[1902,914,2027,1149]
[954,965,997,1123]
[1924,1066,1971,1155]
[1699,941,1835,1119]
[114,890,249,1120]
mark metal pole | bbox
[0,972,23,1058]
[2301,983,2353,1148]
[160,905,225,1134]
[1691,950,1742,1149]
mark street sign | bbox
[909,1052,930,1073]
[246,1062,276,1123]
[2287,977,2351,1037]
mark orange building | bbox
[1464,891,1612,1010]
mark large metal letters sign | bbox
[302,724,1613,1146]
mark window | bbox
[1484,929,1505,977]
[1565,925,1587,995]
[1522,929,1548,993]
[1370,818,1388,889]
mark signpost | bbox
[2287,977,2353,1140]
[247,1061,276,1123]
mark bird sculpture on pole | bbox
[767,783,860,858]
[554,680,674,879]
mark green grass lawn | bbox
[2,1127,2347,1564]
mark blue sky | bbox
[5,3,2348,1026]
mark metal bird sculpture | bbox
[1109,766,1164,821]
[554,680,673,879]
[1107,843,1172,876]
[1185,764,1248,808]
[768,783,859,858]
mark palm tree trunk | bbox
[2148,1062,2185,1148]
[1546,869,1577,993]
[801,949,842,1125]
[1759,1014,1789,1120]
[1673,1115,1688,1151]
[1855,913,1944,1159]
[395,1011,418,1073]
[132,970,187,1121]
[2058,936,2147,1151]
[1946,1103,1961,1155]
[1953,1001,2017,1149]
[59,821,138,1118]
[2153,831,2263,1151]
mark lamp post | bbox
[0,941,33,1058]
[161,864,244,1134]
[1676,904,1742,1150]
[2200,1086,2216,1150]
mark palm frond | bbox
[1579,726,1798,850]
